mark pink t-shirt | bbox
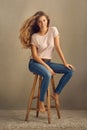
[31,26,59,59]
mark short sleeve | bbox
[52,27,59,37]
[30,34,38,47]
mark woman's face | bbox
[37,16,48,30]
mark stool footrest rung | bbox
[51,105,57,108]
[30,108,39,110]
[33,96,38,99]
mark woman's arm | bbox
[54,35,75,70]
[31,45,55,75]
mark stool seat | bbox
[25,74,60,123]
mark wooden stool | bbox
[25,74,61,123]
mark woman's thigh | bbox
[29,59,51,76]
[48,62,70,74]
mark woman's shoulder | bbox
[49,26,58,31]
[32,33,37,38]
[49,26,59,36]
[31,33,38,41]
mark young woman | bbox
[19,11,75,112]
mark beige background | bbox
[0,0,87,110]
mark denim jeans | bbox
[29,59,73,101]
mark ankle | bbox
[39,101,44,105]
[54,93,59,98]
[39,101,45,112]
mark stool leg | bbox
[36,76,42,117]
[25,74,38,121]
[47,87,51,124]
[55,100,61,119]
[51,76,61,119]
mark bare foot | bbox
[53,93,60,106]
[39,101,46,113]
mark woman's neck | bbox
[39,27,48,35]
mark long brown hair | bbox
[19,11,50,49]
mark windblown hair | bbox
[19,11,50,49]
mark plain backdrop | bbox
[0,0,87,110]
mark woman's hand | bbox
[47,66,56,76]
[64,63,75,71]
[49,68,56,76]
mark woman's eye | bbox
[38,20,40,23]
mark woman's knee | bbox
[44,71,51,79]
[68,69,74,77]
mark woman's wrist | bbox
[63,61,67,66]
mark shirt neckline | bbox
[36,27,50,37]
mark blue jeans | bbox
[29,59,73,101]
